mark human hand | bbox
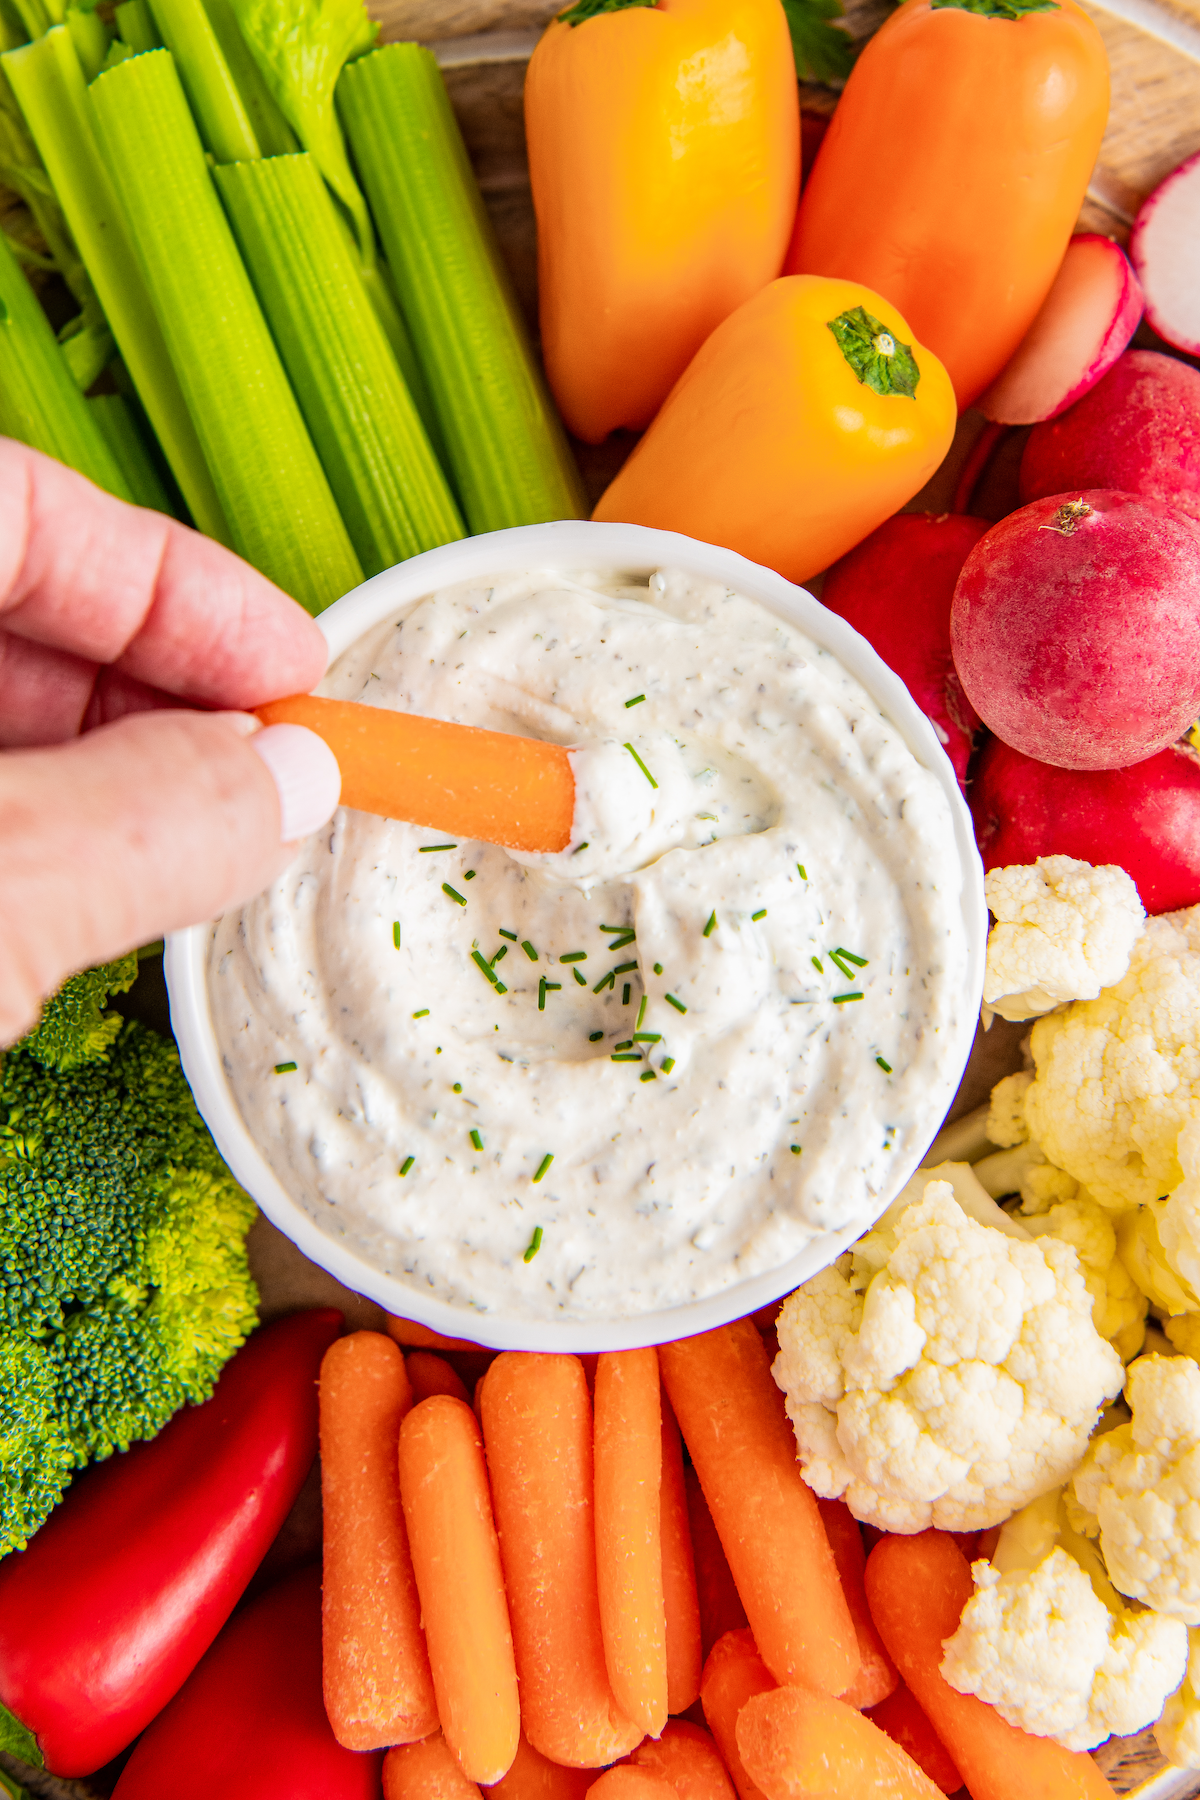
[0,441,343,1047]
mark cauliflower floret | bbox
[1158,1117,1200,1303]
[986,1070,1034,1148]
[1023,906,1200,1211]
[983,858,1145,1023]
[1156,1627,1200,1768]
[773,1181,1124,1532]
[1070,1354,1200,1621]
[1023,1197,1147,1361]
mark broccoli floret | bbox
[19,952,139,1071]
[0,966,258,1554]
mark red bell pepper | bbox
[112,1562,384,1800]
[0,1307,342,1776]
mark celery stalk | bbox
[201,0,294,156]
[65,6,109,80]
[338,46,586,533]
[145,0,260,160]
[0,229,132,497]
[3,28,229,539]
[114,0,161,49]
[215,154,463,575]
[88,392,173,512]
[90,51,362,611]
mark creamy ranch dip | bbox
[209,566,971,1321]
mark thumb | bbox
[0,710,341,1046]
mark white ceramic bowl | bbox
[167,520,987,1351]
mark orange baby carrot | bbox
[398,1396,519,1785]
[700,1630,776,1800]
[385,1315,484,1354]
[630,1719,737,1800]
[659,1326,858,1696]
[867,1684,962,1795]
[257,693,574,854]
[684,1466,747,1654]
[385,1733,485,1800]
[864,1531,1117,1800]
[408,1351,472,1406]
[320,1331,437,1750]
[586,1771,674,1800]
[815,1500,897,1710]
[594,1349,668,1738]
[660,1395,702,1714]
[736,1686,944,1800]
[483,1734,593,1800]
[480,1354,642,1768]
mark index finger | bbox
[0,440,329,707]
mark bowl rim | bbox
[166,519,987,1350]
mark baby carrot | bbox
[700,1629,776,1800]
[385,1733,484,1800]
[736,1686,944,1800]
[320,1331,437,1749]
[659,1325,858,1695]
[385,1314,483,1354]
[594,1349,668,1738]
[483,1734,593,1800]
[629,1719,738,1800]
[660,1394,702,1714]
[398,1396,519,1785]
[480,1354,642,1767]
[586,1771,674,1800]
[866,1684,962,1796]
[684,1466,747,1654]
[257,693,574,854]
[815,1499,897,1710]
[407,1351,472,1406]
[863,1532,1117,1800]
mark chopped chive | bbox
[538,979,563,1011]
[661,1056,676,1074]
[752,909,767,922]
[613,962,639,976]
[470,1128,484,1151]
[599,924,632,934]
[573,969,587,986]
[703,910,717,938]
[419,843,457,853]
[492,945,508,965]
[625,693,646,708]
[589,1031,605,1042]
[571,840,590,855]
[522,940,538,961]
[611,1053,642,1063]
[523,1224,544,1261]
[665,993,687,1014]
[472,949,500,986]
[811,956,824,973]
[559,951,587,962]
[636,994,648,1030]
[453,1082,462,1093]
[443,883,467,906]
[400,1155,415,1176]
[621,984,631,1005]
[412,1008,430,1018]
[499,928,518,941]
[494,981,508,995]
[640,1069,657,1082]
[790,1144,802,1155]
[623,742,658,789]
[392,920,402,947]
[833,992,864,1004]
[616,1040,634,1051]
[653,962,663,976]
[633,1032,661,1043]
[605,931,637,951]
[836,948,869,967]
[594,970,616,993]
[532,1154,553,1183]
[464,870,476,881]
[274,1060,297,1073]
[798,864,807,879]
[876,1056,893,1073]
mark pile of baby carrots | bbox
[318,1315,1117,1800]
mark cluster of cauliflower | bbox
[773,856,1200,1768]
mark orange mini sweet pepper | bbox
[594,275,957,585]
[524,0,800,446]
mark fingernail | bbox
[250,723,342,843]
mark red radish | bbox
[970,734,1200,916]
[976,234,1143,425]
[1130,149,1200,357]
[1020,349,1200,523]
[820,512,987,787]
[951,490,1200,770]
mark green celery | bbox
[88,392,173,511]
[114,0,161,49]
[201,0,294,155]
[146,0,261,160]
[89,51,362,610]
[58,301,113,387]
[215,154,463,574]
[65,5,109,79]
[0,229,132,497]
[338,44,586,533]
[4,28,229,539]
[0,0,25,46]
[0,63,90,306]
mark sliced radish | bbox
[977,234,1144,425]
[1131,149,1200,357]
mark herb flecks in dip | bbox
[209,567,970,1320]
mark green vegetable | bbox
[89,49,362,610]
[338,43,587,533]
[114,0,162,51]
[0,961,258,1555]
[215,153,463,574]
[88,393,175,512]
[780,0,855,85]
[147,0,267,160]
[0,227,132,496]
